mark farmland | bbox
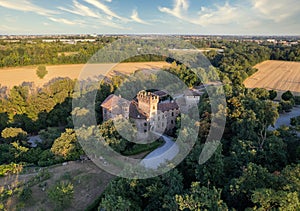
[0,62,170,88]
[244,60,300,94]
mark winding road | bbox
[269,106,300,130]
[140,135,179,169]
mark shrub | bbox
[282,90,294,101]
[36,65,48,79]
[1,127,27,142]
[279,100,293,113]
[47,181,74,209]
[18,187,32,202]
[269,90,277,100]
[294,96,300,105]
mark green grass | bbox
[122,139,164,156]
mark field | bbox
[0,62,170,88]
[0,161,114,210]
[244,60,300,94]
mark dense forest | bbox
[0,37,300,210]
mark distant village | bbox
[1,34,299,47]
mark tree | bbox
[225,163,277,210]
[279,100,294,113]
[1,127,27,143]
[269,90,277,100]
[282,90,294,101]
[36,65,48,79]
[47,181,74,209]
[51,129,83,161]
[251,188,300,210]
[100,195,134,211]
[176,182,228,210]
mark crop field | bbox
[0,61,170,88]
[244,60,300,94]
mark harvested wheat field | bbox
[244,60,300,93]
[0,62,170,88]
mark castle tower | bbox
[137,90,159,117]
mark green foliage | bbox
[269,90,277,100]
[251,188,300,210]
[27,169,51,187]
[47,181,74,209]
[122,139,163,156]
[0,163,23,176]
[176,182,228,211]
[51,129,84,161]
[294,96,300,105]
[36,65,48,79]
[1,127,27,143]
[282,90,294,101]
[18,187,32,202]
[226,163,277,210]
[99,169,183,210]
[279,100,294,113]
[291,116,300,126]
[252,88,270,100]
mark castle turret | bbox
[137,90,159,117]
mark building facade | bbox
[101,90,180,136]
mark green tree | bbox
[47,181,74,209]
[269,90,277,100]
[51,129,83,161]
[1,127,27,143]
[36,65,48,79]
[226,163,277,210]
[282,90,294,101]
[176,182,228,211]
[100,195,134,211]
[251,188,300,210]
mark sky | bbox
[0,0,299,35]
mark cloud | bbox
[159,0,239,26]
[252,0,300,22]
[194,3,239,26]
[58,0,100,18]
[131,9,150,25]
[83,0,127,21]
[158,0,189,19]
[48,17,80,25]
[0,0,56,16]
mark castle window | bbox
[171,120,174,124]
[144,123,147,127]
[153,106,155,109]
[144,129,147,133]
[172,112,174,116]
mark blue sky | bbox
[0,0,299,35]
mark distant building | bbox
[101,90,180,136]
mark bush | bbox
[282,90,294,101]
[1,127,27,143]
[18,187,32,202]
[291,116,300,126]
[0,163,23,177]
[36,65,48,79]
[279,100,294,113]
[269,90,277,100]
[47,181,74,209]
[294,96,300,105]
